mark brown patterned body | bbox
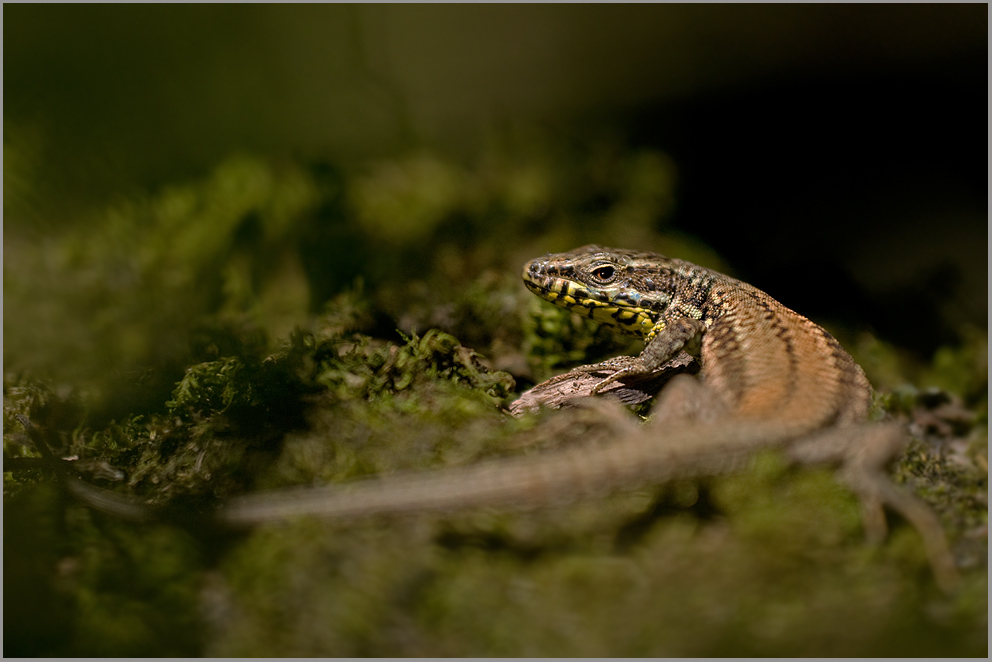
[523,245,872,429]
[699,270,871,426]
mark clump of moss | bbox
[4,309,523,656]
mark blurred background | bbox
[4,4,987,411]
[4,5,988,412]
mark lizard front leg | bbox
[583,317,706,395]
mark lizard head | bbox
[522,245,675,338]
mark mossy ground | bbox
[4,141,987,656]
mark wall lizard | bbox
[55,245,960,590]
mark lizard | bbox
[46,245,960,591]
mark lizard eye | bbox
[590,265,617,283]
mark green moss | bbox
[203,460,984,656]
[67,521,204,657]
[4,485,204,656]
[920,326,989,405]
[3,143,986,656]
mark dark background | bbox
[5,4,987,354]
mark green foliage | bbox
[4,155,330,421]
[920,326,989,405]
[3,140,986,656]
[4,131,686,423]
[4,307,524,655]
[65,522,204,656]
[202,461,986,657]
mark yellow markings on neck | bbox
[540,278,662,339]
[577,300,658,338]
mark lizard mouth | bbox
[522,258,581,304]
[521,273,554,298]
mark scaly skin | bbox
[522,245,872,426]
